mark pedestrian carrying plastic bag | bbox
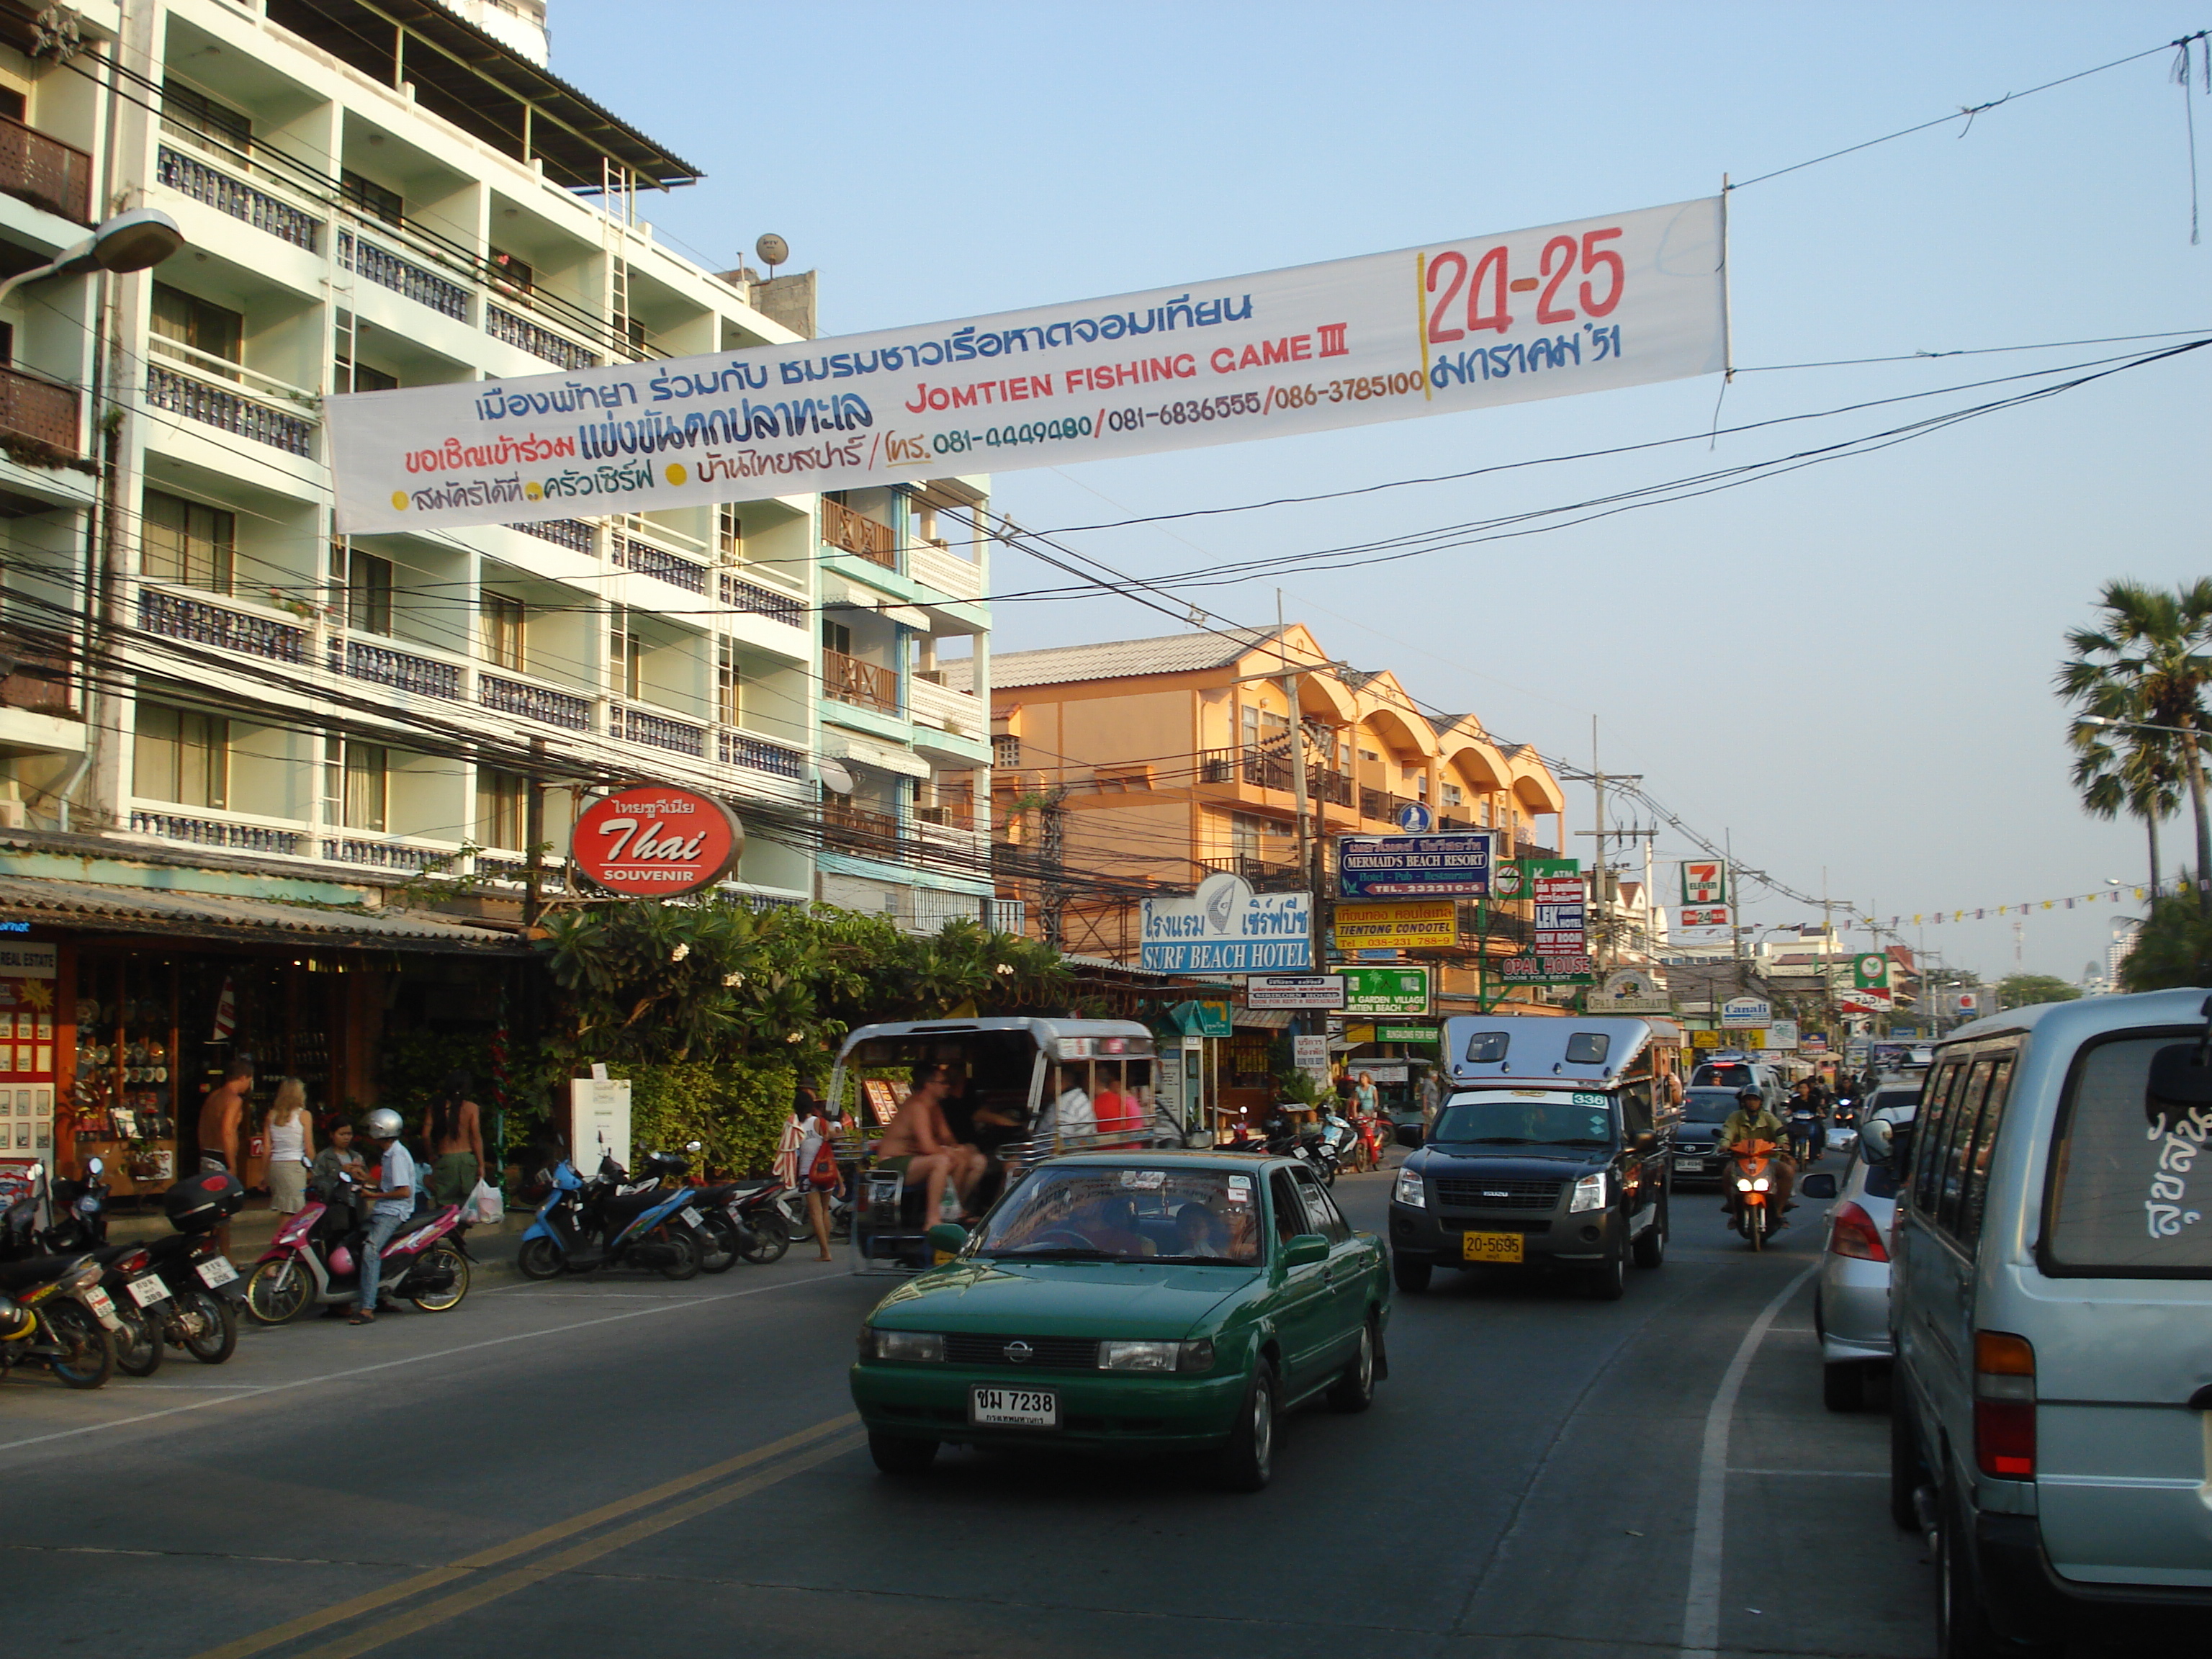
[461,1179,503,1226]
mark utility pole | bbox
[1276,591,1320,986]
[523,735,547,926]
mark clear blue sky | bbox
[560,1,2210,983]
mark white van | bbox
[1879,989,2212,1655]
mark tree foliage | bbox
[2117,886,2212,994]
[1996,974,2083,1010]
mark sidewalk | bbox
[107,1199,536,1286]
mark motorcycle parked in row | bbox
[1727,1137,1784,1252]
[122,1171,247,1369]
[515,1156,706,1280]
[243,1172,473,1323]
[0,1252,119,1389]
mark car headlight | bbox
[1751,1177,1770,1192]
[860,1327,944,1362]
[1393,1168,1426,1208]
[1098,1339,1179,1372]
[1735,1177,1754,1192]
[1569,1172,1606,1213]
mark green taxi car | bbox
[849,1152,1389,1491]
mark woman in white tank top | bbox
[264,1077,315,1214]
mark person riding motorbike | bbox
[1786,1079,1824,1164]
[1720,1085,1795,1224]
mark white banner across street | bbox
[328,198,1726,534]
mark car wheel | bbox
[1586,1245,1626,1301]
[1632,1197,1668,1269]
[1214,1359,1277,1492]
[867,1432,938,1476]
[1936,1481,2058,1658]
[1823,1361,1866,1413]
[1889,1397,1925,1532]
[1392,1255,1431,1295]
[1328,1321,1377,1413]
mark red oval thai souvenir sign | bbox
[571,786,742,896]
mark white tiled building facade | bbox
[0,0,997,925]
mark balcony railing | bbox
[1198,854,1306,891]
[1201,746,1292,793]
[130,811,305,857]
[721,571,805,628]
[480,673,592,732]
[332,637,462,701]
[507,518,595,553]
[1,630,75,716]
[1359,786,1425,824]
[138,588,306,663]
[1308,764,1354,806]
[0,112,91,223]
[338,230,470,321]
[823,647,898,714]
[909,673,984,739]
[611,704,705,757]
[0,365,78,455]
[612,534,707,595]
[485,302,598,370]
[145,363,315,457]
[824,799,902,847]
[323,838,451,873]
[156,146,320,251]
[909,539,982,601]
[719,729,805,779]
[822,500,897,569]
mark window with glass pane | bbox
[2048,1035,2212,1276]
[716,638,740,726]
[610,607,642,699]
[489,247,534,296]
[475,768,526,849]
[161,78,251,157]
[821,619,850,656]
[1959,1056,2015,1246]
[345,549,392,635]
[142,490,236,594]
[149,284,243,373]
[480,591,525,670]
[1936,1061,1995,1238]
[132,701,226,809]
[342,743,387,832]
[716,504,742,562]
[339,169,403,225]
[334,354,397,392]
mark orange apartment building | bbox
[955,626,1569,1006]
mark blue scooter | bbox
[515,1154,706,1280]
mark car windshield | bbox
[2048,1034,2212,1277]
[1432,1094,1615,1147]
[971,1166,1262,1264]
[1693,1063,1754,1089]
[1683,1088,1738,1123]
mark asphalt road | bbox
[0,1161,2064,1659]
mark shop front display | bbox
[0,939,58,1169]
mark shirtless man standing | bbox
[198,1057,253,1252]
[872,1062,980,1223]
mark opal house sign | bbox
[571,786,743,896]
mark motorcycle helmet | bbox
[163,1169,246,1233]
[330,1244,356,1274]
[363,1107,404,1140]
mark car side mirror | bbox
[1799,1172,1838,1200]
[1281,1232,1329,1269]
[1858,1118,1894,1161]
[926,1221,968,1264]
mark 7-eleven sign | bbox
[1681,860,1728,905]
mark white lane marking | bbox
[1679,1263,1817,1659]
[0,1269,848,1460]
[1727,1467,1883,1478]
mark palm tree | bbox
[2068,698,2183,889]
[2057,579,2212,916]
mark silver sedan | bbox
[1804,1105,1913,1412]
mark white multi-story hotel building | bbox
[0,0,998,926]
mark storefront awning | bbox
[0,876,528,955]
[1232,1007,1293,1030]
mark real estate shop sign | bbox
[1141,873,1313,974]
[327,199,1725,534]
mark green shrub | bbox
[625,1059,796,1180]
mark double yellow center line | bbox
[192,1413,864,1659]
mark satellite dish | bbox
[817,759,854,796]
[755,233,788,274]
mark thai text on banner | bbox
[326,198,1725,534]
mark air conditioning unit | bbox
[0,800,29,830]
